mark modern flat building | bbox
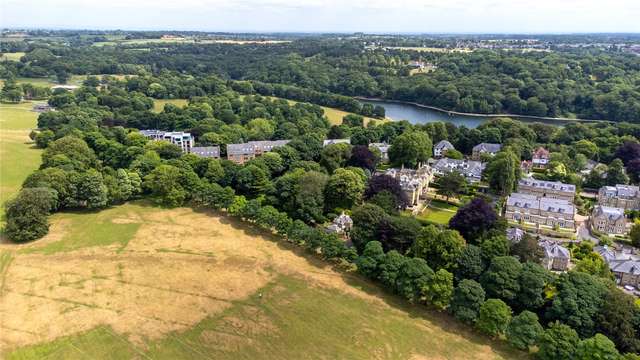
[597,184,640,210]
[433,140,455,158]
[432,158,485,183]
[591,205,627,235]
[139,130,194,153]
[472,143,501,160]
[226,140,290,164]
[518,178,576,202]
[384,165,433,207]
[505,192,576,230]
[190,146,220,159]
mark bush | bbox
[4,188,57,242]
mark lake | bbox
[359,99,579,128]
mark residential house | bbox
[432,158,485,183]
[433,140,455,158]
[531,147,550,169]
[190,146,220,159]
[323,139,351,147]
[540,240,570,271]
[140,130,194,153]
[591,205,627,235]
[472,143,501,160]
[594,245,640,287]
[369,142,390,160]
[518,178,576,202]
[384,165,433,206]
[506,227,525,243]
[326,212,353,236]
[597,184,640,210]
[505,193,576,230]
[226,140,290,164]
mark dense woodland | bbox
[2,33,640,121]
[2,33,640,358]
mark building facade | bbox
[384,165,433,207]
[540,241,570,271]
[505,192,576,230]
[226,140,290,164]
[471,143,501,160]
[433,140,455,158]
[597,184,640,210]
[591,205,627,235]
[518,178,576,202]
[190,146,221,159]
[140,130,194,153]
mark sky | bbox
[2,0,640,34]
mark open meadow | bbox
[0,102,42,219]
[0,203,523,360]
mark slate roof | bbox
[506,227,525,243]
[541,241,570,259]
[507,193,574,215]
[532,147,550,159]
[323,139,351,146]
[191,146,220,158]
[434,140,455,151]
[592,205,625,221]
[601,184,640,199]
[433,158,484,180]
[518,178,576,194]
[472,143,502,153]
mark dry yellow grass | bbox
[0,204,522,359]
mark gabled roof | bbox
[518,178,576,193]
[506,227,524,242]
[541,241,570,259]
[434,140,455,151]
[323,139,351,146]
[532,147,550,159]
[472,143,502,153]
[592,205,625,221]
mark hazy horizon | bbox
[2,0,640,34]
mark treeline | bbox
[3,37,640,122]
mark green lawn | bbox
[412,200,459,225]
[19,204,144,255]
[6,274,522,360]
[153,98,189,113]
[0,52,26,61]
[0,102,42,219]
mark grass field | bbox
[0,102,42,219]
[0,203,523,359]
[152,99,189,113]
[412,200,459,225]
[0,52,26,61]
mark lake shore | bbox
[356,97,613,124]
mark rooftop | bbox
[600,184,639,198]
[592,205,625,221]
[541,241,570,259]
[472,143,502,153]
[518,178,576,193]
[434,140,455,150]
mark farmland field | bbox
[0,203,523,359]
[0,102,42,219]
[0,52,26,61]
